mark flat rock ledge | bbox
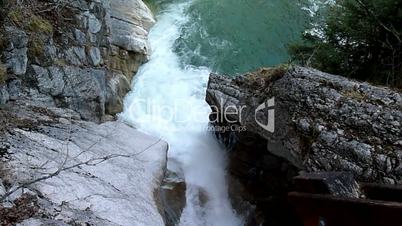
[0,91,168,225]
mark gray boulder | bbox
[206,66,402,226]
[32,65,65,97]
[206,66,402,183]
[3,27,28,76]
[88,47,102,66]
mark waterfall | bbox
[120,1,243,225]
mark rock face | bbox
[0,1,168,225]
[0,91,168,225]
[0,0,155,121]
[206,66,402,225]
[110,0,155,53]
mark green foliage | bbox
[290,0,402,88]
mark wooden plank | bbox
[360,183,402,202]
[288,192,402,226]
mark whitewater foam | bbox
[120,2,243,225]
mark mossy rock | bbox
[0,63,7,84]
[7,9,24,26]
[344,89,366,101]
[242,64,290,89]
[26,15,53,34]
[54,59,67,67]
[28,35,45,58]
[6,9,53,33]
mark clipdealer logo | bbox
[210,97,275,133]
[254,97,275,133]
[123,97,275,133]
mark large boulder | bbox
[206,66,402,226]
[207,66,402,183]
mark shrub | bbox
[290,0,402,88]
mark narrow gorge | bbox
[0,0,401,226]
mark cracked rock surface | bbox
[207,66,401,183]
[1,88,167,225]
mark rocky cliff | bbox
[206,66,402,225]
[0,0,169,225]
[0,0,155,121]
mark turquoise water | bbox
[146,0,311,75]
[122,1,321,224]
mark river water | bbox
[120,0,324,225]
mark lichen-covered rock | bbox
[32,65,65,97]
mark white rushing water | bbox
[120,2,243,226]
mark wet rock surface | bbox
[160,171,186,226]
